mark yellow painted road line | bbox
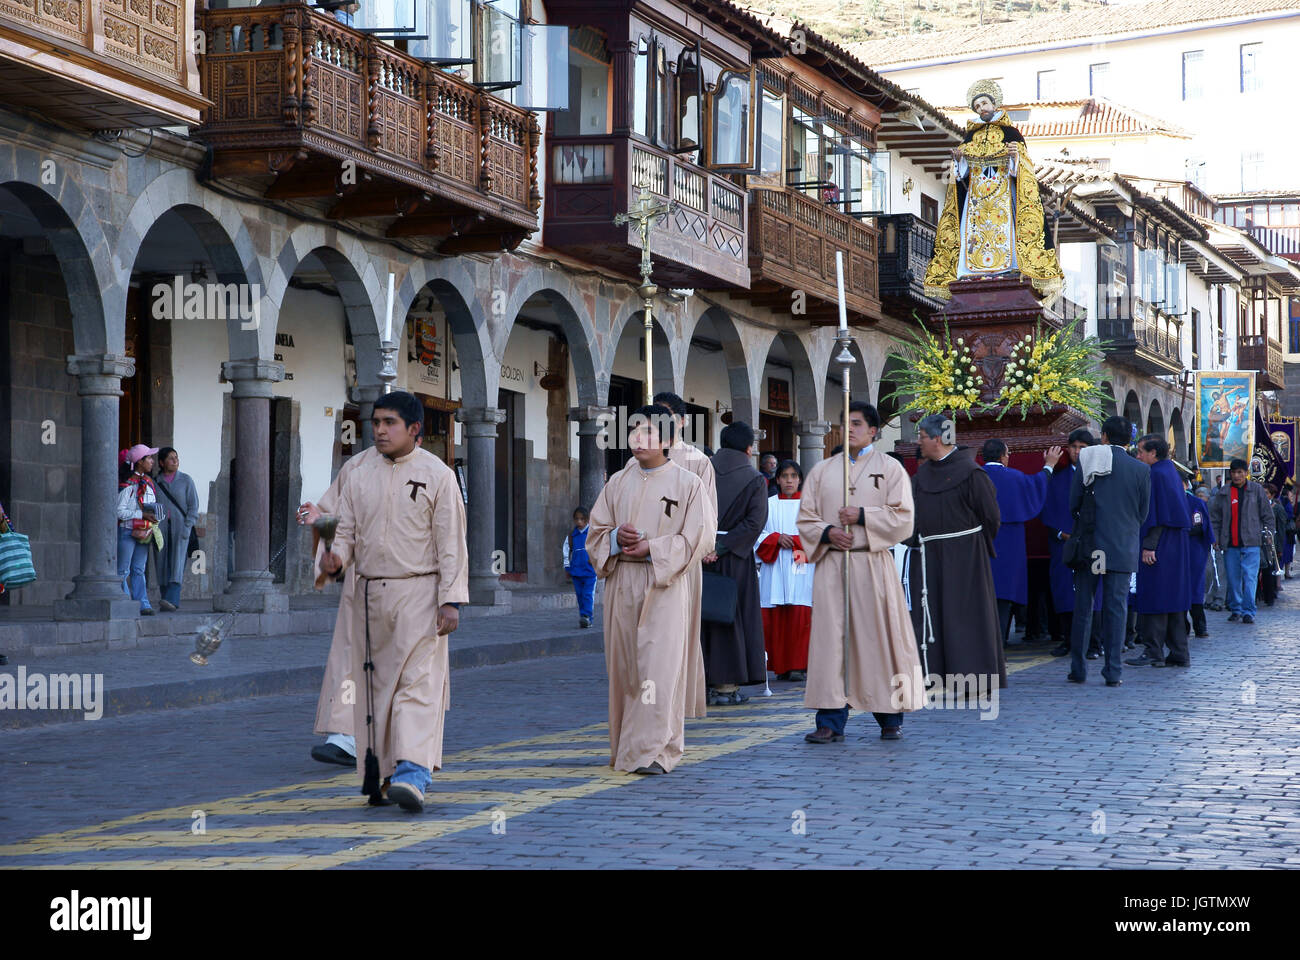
[3,655,1051,868]
[16,717,811,869]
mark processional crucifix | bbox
[615,185,678,404]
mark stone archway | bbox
[0,178,118,612]
[683,304,757,439]
[1170,407,1188,462]
[1146,397,1164,438]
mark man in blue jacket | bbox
[1126,435,1193,668]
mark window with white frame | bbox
[1241,151,1264,192]
[1036,69,1056,100]
[1241,43,1262,93]
[1181,50,1204,100]
[1089,62,1109,97]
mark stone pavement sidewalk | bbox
[0,602,603,729]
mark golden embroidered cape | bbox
[924,116,1063,301]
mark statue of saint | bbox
[924,79,1063,301]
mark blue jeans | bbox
[1223,547,1260,617]
[391,759,431,793]
[814,706,902,734]
[116,526,152,612]
[162,581,182,607]
[1069,568,1129,683]
[571,574,595,619]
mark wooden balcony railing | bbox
[545,135,749,288]
[1098,303,1182,374]
[1237,333,1285,388]
[0,0,205,127]
[196,2,538,248]
[876,213,941,315]
[746,188,881,323]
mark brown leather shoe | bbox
[880,727,903,741]
[804,727,845,744]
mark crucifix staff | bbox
[615,185,678,404]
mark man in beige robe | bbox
[588,405,716,774]
[653,391,715,719]
[798,401,925,743]
[319,391,469,812]
[300,443,382,767]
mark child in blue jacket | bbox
[563,507,596,627]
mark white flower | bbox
[956,338,964,345]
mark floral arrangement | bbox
[996,320,1105,420]
[880,322,984,416]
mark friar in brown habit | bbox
[907,414,1005,689]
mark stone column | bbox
[569,405,614,511]
[796,420,831,471]
[456,405,508,606]
[350,383,382,450]
[215,359,287,613]
[54,354,140,621]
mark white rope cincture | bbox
[916,524,985,678]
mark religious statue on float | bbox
[924,78,1064,302]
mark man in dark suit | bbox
[1066,416,1151,687]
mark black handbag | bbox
[700,568,738,624]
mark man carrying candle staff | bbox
[798,401,925,744]
[318,391,469,812]
[587,406,716,774]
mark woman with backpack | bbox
[116,444,165,616]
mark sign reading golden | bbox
[924,79,1064,301]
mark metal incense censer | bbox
[188,515,337,666]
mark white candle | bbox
[835,250,848,334]
[384,272,394,343]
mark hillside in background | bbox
[739,0,1111,45]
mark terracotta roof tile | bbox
[848,0,1300,67]
[941,98,1190,139]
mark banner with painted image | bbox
[406,314,446,396]
[1193,372,1254,468]
[1265,418,1295,481]
[1252,409,1288,490]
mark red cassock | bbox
[755,493,813,674]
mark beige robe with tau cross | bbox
[317,447,469,777]
[588,460,716,773]
[797,448,925,715]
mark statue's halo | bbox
[967,78,1003,111]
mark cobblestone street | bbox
[2,587,1297,869]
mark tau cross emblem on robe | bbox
[405,480,427,502]
[661,496,678,518]
[870,473,883,489]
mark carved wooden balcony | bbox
[876,213,943,319]
[1098,299,1182,376]
[545,136,749,289]
[1237,333,1285,390]
[0,0,206,128]
[195,2,539,253]
[739,189,882,325]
